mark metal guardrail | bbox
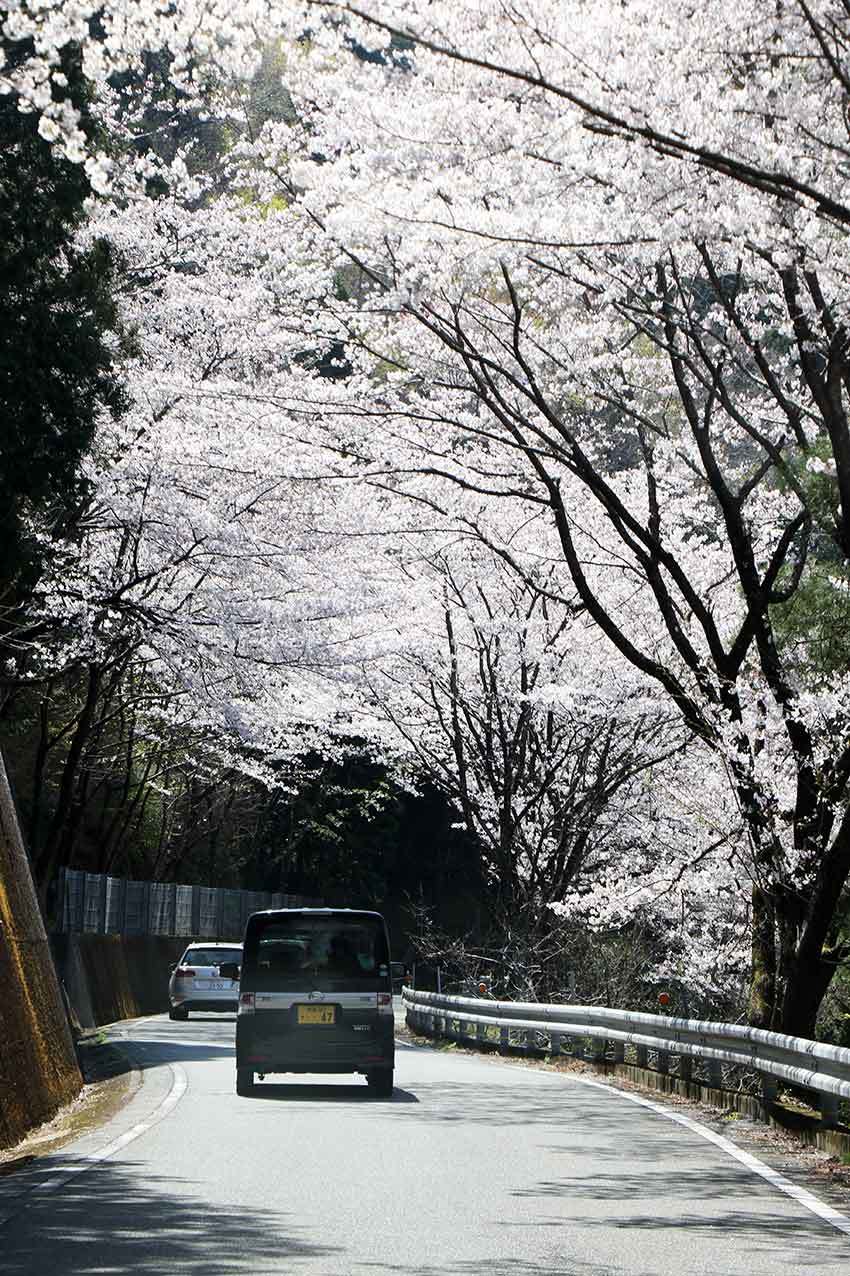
[402,988,850,1124]
[57,868,318,938]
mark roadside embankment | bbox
[0,753,81,1150]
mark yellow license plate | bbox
[297,1005,336,1025]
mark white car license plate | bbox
[197,980,225,991]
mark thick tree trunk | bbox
[747,884,777,1029]
[777,816,850,1037]
[779,953,836,1040]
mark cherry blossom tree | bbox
[242,1,850,1034]
[11,1,850,1033]
[372,540,683,909]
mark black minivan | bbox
[223,908,395,1096]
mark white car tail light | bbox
[377,993,393,1016]
[238,992,255,1015]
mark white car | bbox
[168,942,242,1020]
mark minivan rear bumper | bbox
[236,1015,394,1074]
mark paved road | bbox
[1,1011,848,1274]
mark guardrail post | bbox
[678,1054,692,1084]
[706,1058,723,1090]
[612,1039,625,1065]
[590,1036,605,1063]
[550,1032,562,1057]
[499,1025,509,1053]
[635,1043,648,1068]
[760,1074,778,1106]
[656,1049,670,1076]
[820,1092,840,1129]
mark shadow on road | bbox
[0,1158,343,1275]
[242,1081,419,1105]
[356,1260,638,1275]
[513,1164,773,1204]
[80,1013,239,1080]
[367,1079,679,1133]
[114,1039,237,1073]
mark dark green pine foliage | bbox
[0,38,128,618]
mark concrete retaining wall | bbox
[51,933,205,1029]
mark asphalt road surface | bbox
[1,1009,848,1274]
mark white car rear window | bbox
[183,948,241,966]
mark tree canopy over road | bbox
[5,1,850,1038]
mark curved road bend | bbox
[0,1012,848,1275]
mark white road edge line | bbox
[570,1073,850,1239]
[0,1062,189,1229]
[398,1028,850,1239]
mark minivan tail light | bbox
[176,969,196,978]
[377,993,393,1016]
[238,992,255,1015]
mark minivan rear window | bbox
[244,914,389,988]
